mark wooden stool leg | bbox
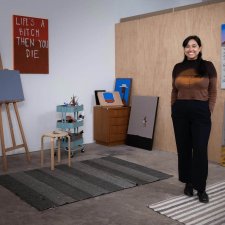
[41,135,44,167]
[50,138,55,170]
[57,137,61,163]
[1,147,7,172]
[67,135,71,167]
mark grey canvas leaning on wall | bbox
[126,96,159,150]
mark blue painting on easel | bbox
[0,70,24,103]
[114,78,132,106]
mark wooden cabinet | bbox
[94,106,130,145]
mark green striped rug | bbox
[0,156,171,211]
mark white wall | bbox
[0,0,202,155]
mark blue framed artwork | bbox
[103,92,115,103]
[114,78,132,106]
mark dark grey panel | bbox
[56,164,123,192]
[82,159,158,185]
[102,156,172,180]
[10,172,74,206]
[25,169,92,200]
[127,96,159,139]
[70,161,135,188]
[87,158,159,183]
[42,168,109,196]
[0,174,57,210]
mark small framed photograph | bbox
[94,90,106,105]
[114,78,132,106]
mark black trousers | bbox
[171,100,211,192]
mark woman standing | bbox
[171,35,217,203]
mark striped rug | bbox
[149,181,225,225]
[0,156,171,211]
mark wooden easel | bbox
[0,53,30,171]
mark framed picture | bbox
[94,90,106,105]
[97,91,123,107]
[13,15,49,74]
[114,78,132,106]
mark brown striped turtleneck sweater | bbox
[171,59,217,112]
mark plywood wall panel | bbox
[116,1,225,163]
[115,21,138,78]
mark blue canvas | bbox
[0,70,24,103]
[103,92,115,103]
[114,78,132,106]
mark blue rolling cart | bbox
[56,104,84,157]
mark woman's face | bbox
[184,39,202,60]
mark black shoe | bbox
[197,191,209,203]
[184,183,193,197]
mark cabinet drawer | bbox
[110,117,129,125]
[109,133,127,142]
[108,108,130,117]
[110,125,128,134]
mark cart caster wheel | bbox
[81,148,85,153]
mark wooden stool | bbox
[41,131,71,170]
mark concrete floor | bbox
[0,143,225,225]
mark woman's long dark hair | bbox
[182,35,207,76]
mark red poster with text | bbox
[13,15,49,74]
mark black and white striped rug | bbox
[0,156,171,211]
[149,181,225,225]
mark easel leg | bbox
[5,103,16,147]
[13,102,30,162]
[0,104,7,171]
